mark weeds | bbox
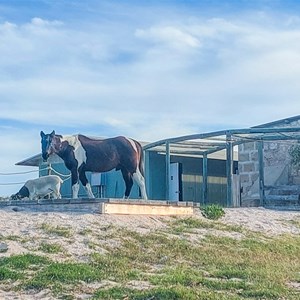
[38,242,64,254]
[0,218,300,299]
[39,223,72,238]
[201,204,225,220]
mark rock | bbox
[0,242,8,253]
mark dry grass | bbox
[0,211,300,299]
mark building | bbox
[16,139,237,204]
[239,115,300,207]
[16,115,300,207]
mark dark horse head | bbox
[40,130,57,161]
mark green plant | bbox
[200,204,225,220]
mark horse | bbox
[40,131,148,199]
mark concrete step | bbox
[267,185,300,196]
[265,194,300,206]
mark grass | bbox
[39,223,73,238]
[168,216,244,235]
[0,217,300,299]
[38,242,64,254]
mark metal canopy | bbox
[144,127,300,155]
[143,127,300,207]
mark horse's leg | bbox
[121,169,133,199]
[133,168,148,200]
[79,170,95,198]
[71,168,80,198]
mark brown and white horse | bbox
[40,131,148,199]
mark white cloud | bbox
[1,4,300,196]
[30,17,63,27]
[135,26,201,50]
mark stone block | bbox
[243,163,256,172]
[244,142,255,151]
[250,151,258,161]
[239,152,250,161]
[240,174,250,183]
[251,173,259,184]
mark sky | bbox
[0,0,300,196]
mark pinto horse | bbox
[40,131,148,199]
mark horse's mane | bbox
[77,134,105,141]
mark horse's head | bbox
[40,130,59,161]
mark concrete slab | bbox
[0,198,196,215]
[99,201,194,215]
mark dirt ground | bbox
[0,206,299,299]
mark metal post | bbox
[202,154,208,205]
[165,142,170,200]
[144,150,150,200]
[226,132,233,207]
[258,141,265,206]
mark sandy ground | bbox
[222,207,300,236]
[0,206,299,258]
[0,206,299,299]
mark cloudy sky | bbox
[0,0,300,196]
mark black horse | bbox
[40,131,147,199]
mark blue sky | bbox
[0,0,300,196]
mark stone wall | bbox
[238,142,260,206]
[238,118,300,207]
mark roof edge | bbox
[252,115,300,128]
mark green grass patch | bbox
[4,235,29,243]
[39,223,73,238]
[38,242,64,254]
[92,285,242,300]
[1,220,300,299]
[0,254,49,283]
[25,262,102,290]
[200,204,225,220]
[0,266,23,281]
[91,252,140,282]
[169,216,244,235]
[0,253,49,270]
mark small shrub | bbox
[200,204,225,220]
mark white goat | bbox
[11,175,63,200]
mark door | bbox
[169,163,182,201]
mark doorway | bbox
[169,162,182,201]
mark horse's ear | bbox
[50,130,55,137]
[40,131,45,138]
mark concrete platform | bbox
[0,198,196,215]
[99,200,195,215]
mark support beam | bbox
[165,142,170,200]
[226,132,234,207]
[144,150,151,200]
[202,154,208,204]
[258,141,265,206]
